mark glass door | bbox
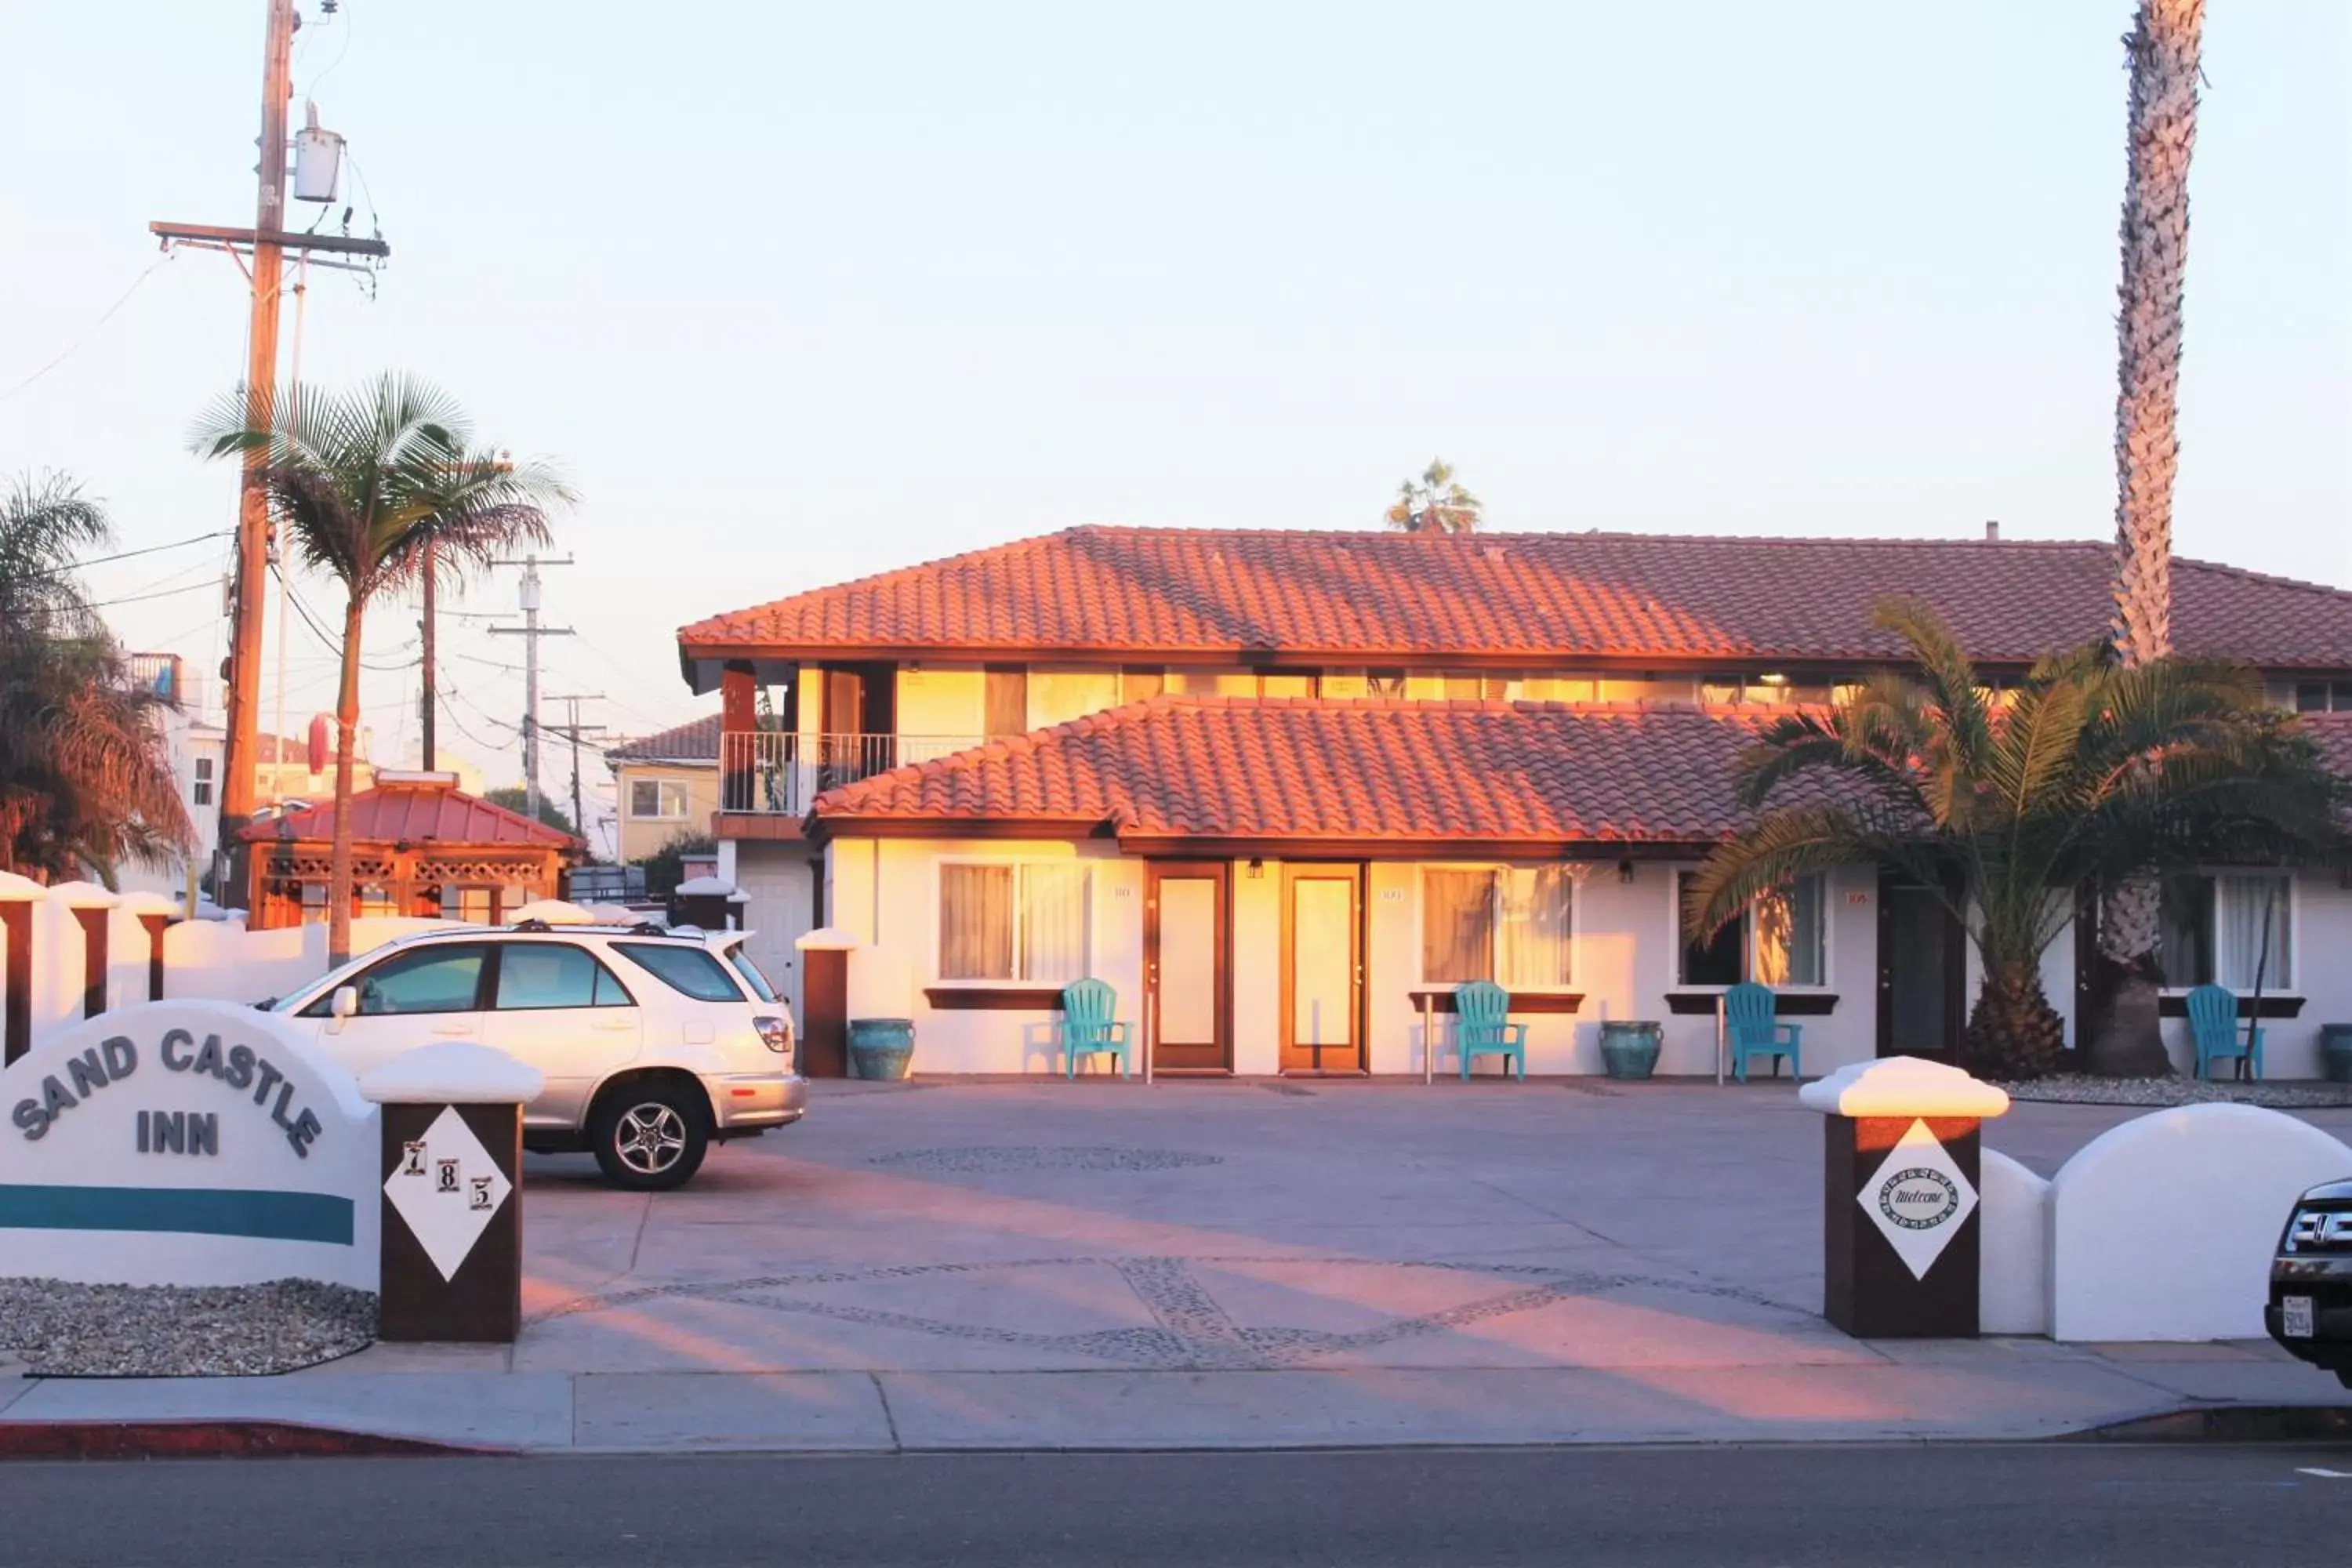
[1283,865,1363,1073]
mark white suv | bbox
[266,920,805,1190]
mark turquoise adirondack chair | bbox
[1724,981,1803,1082]
[1456,979,1528,1080]
[1054,978,1132,1078]
[2187,982,2263,1081]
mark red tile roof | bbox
[239,781,580,849]
[679,527,2352,675]
[811,697,1846,846]
[607,714,720,764]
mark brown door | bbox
[1282,863,1364,1073]
[1146,862,1230,1073]
[1876,869,1964,1059]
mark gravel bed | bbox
[0,1279,376,1377]
[1994,1073,2352,1110]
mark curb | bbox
[2063,1405,2352,1444]
[0,1421,500,1461]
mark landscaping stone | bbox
[1995,1074,2352,1110]
[0,1278,375,1377]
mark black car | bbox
[2268,1177,2352,1388]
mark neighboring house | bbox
[114,654,224,906]
[604,715,720,864]
[673,525,2352,1078]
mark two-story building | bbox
[675,525,2352,1080]
[604,715,722,865]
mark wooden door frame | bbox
[1145,859,1232,1075]
[1279,862,1367,1074]
[1875,866,1965,1058]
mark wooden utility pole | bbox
[419,545,438,770]
[545,695,607,848]
[148,0,388,900]
[222,0,298,881]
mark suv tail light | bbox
[755,1014,793,1059]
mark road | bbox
[4,1443,2350,1566]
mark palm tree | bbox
[1684,600,2347,1080]
[193,375,572,964]
[2094,0,2207,1073]
[0,473,192,880]
[1384,459,1482,535]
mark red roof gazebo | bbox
[238,772,583,930]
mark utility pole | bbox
[488,554,573,826]
[544,695,607,848]
[419,546,437,770]
[148,0,389,901]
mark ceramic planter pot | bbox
[848,1018,915,1080]
[1597,1020,1664,1080]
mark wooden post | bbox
[137,913,172,1002]
[71,908,109,1020]
[0,897,33,1066]
[795,927,857,1079]
[720,661,757,813]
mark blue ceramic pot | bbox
[1597,1020,1663,1080]
[848,1018,916,1081]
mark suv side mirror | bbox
[330,985,359,1020]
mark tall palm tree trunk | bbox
[2089,0,2205,1077]
[327,595,366,967]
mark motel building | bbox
[673,526,2352,1080]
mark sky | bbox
[1,0,2346,838]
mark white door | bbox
[477,942,643,1130]
[306,941,492,1080]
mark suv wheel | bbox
[591,1082,710,1191]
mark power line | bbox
[0,253,176,407]
[267,560,420,673]
[20,528,230,581]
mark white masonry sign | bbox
[383,1105,513,1281]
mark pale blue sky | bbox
[1,2,2345,817]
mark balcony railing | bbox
[720,731,986,815]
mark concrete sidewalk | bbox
[3,1339,2343,1453]
[5,1081,2347,1452]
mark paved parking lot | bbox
[517,1078,2352,1353]
[24,1077,2346,1452]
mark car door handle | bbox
[591,1016,637,1032]
[433,1018,476,1036]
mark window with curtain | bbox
[938,862,1087,982]
[2162,873,2292,989]
[1422,867,1574,987]
[1677,871,1826,985]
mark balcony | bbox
[720,731,985,817]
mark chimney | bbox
[1984,520,2001,542]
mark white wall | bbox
[896,666,985,739]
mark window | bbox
[1677,872,1827,986]
[724,946,780,1003]
[2161,873,2292,989]
[1260,672,1314,699]
[1367,670,1406,699]
[938,862,1088,983]
[303,942,488,1016]
[192,757,215,807]
[985,666,1029,737]
[494,943,632,1010]
[444,886,495,924]
[1165,669,1259,698]
[1421,867,1575,988]
[629,779,691,820]
[612,942,747,1002]
[2294,681,2352,713]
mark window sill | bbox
[1665,991,1840,1016]
[923,986,1069,1011]
[2157,992,2305,1020]
[1406,989,1584,1015]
